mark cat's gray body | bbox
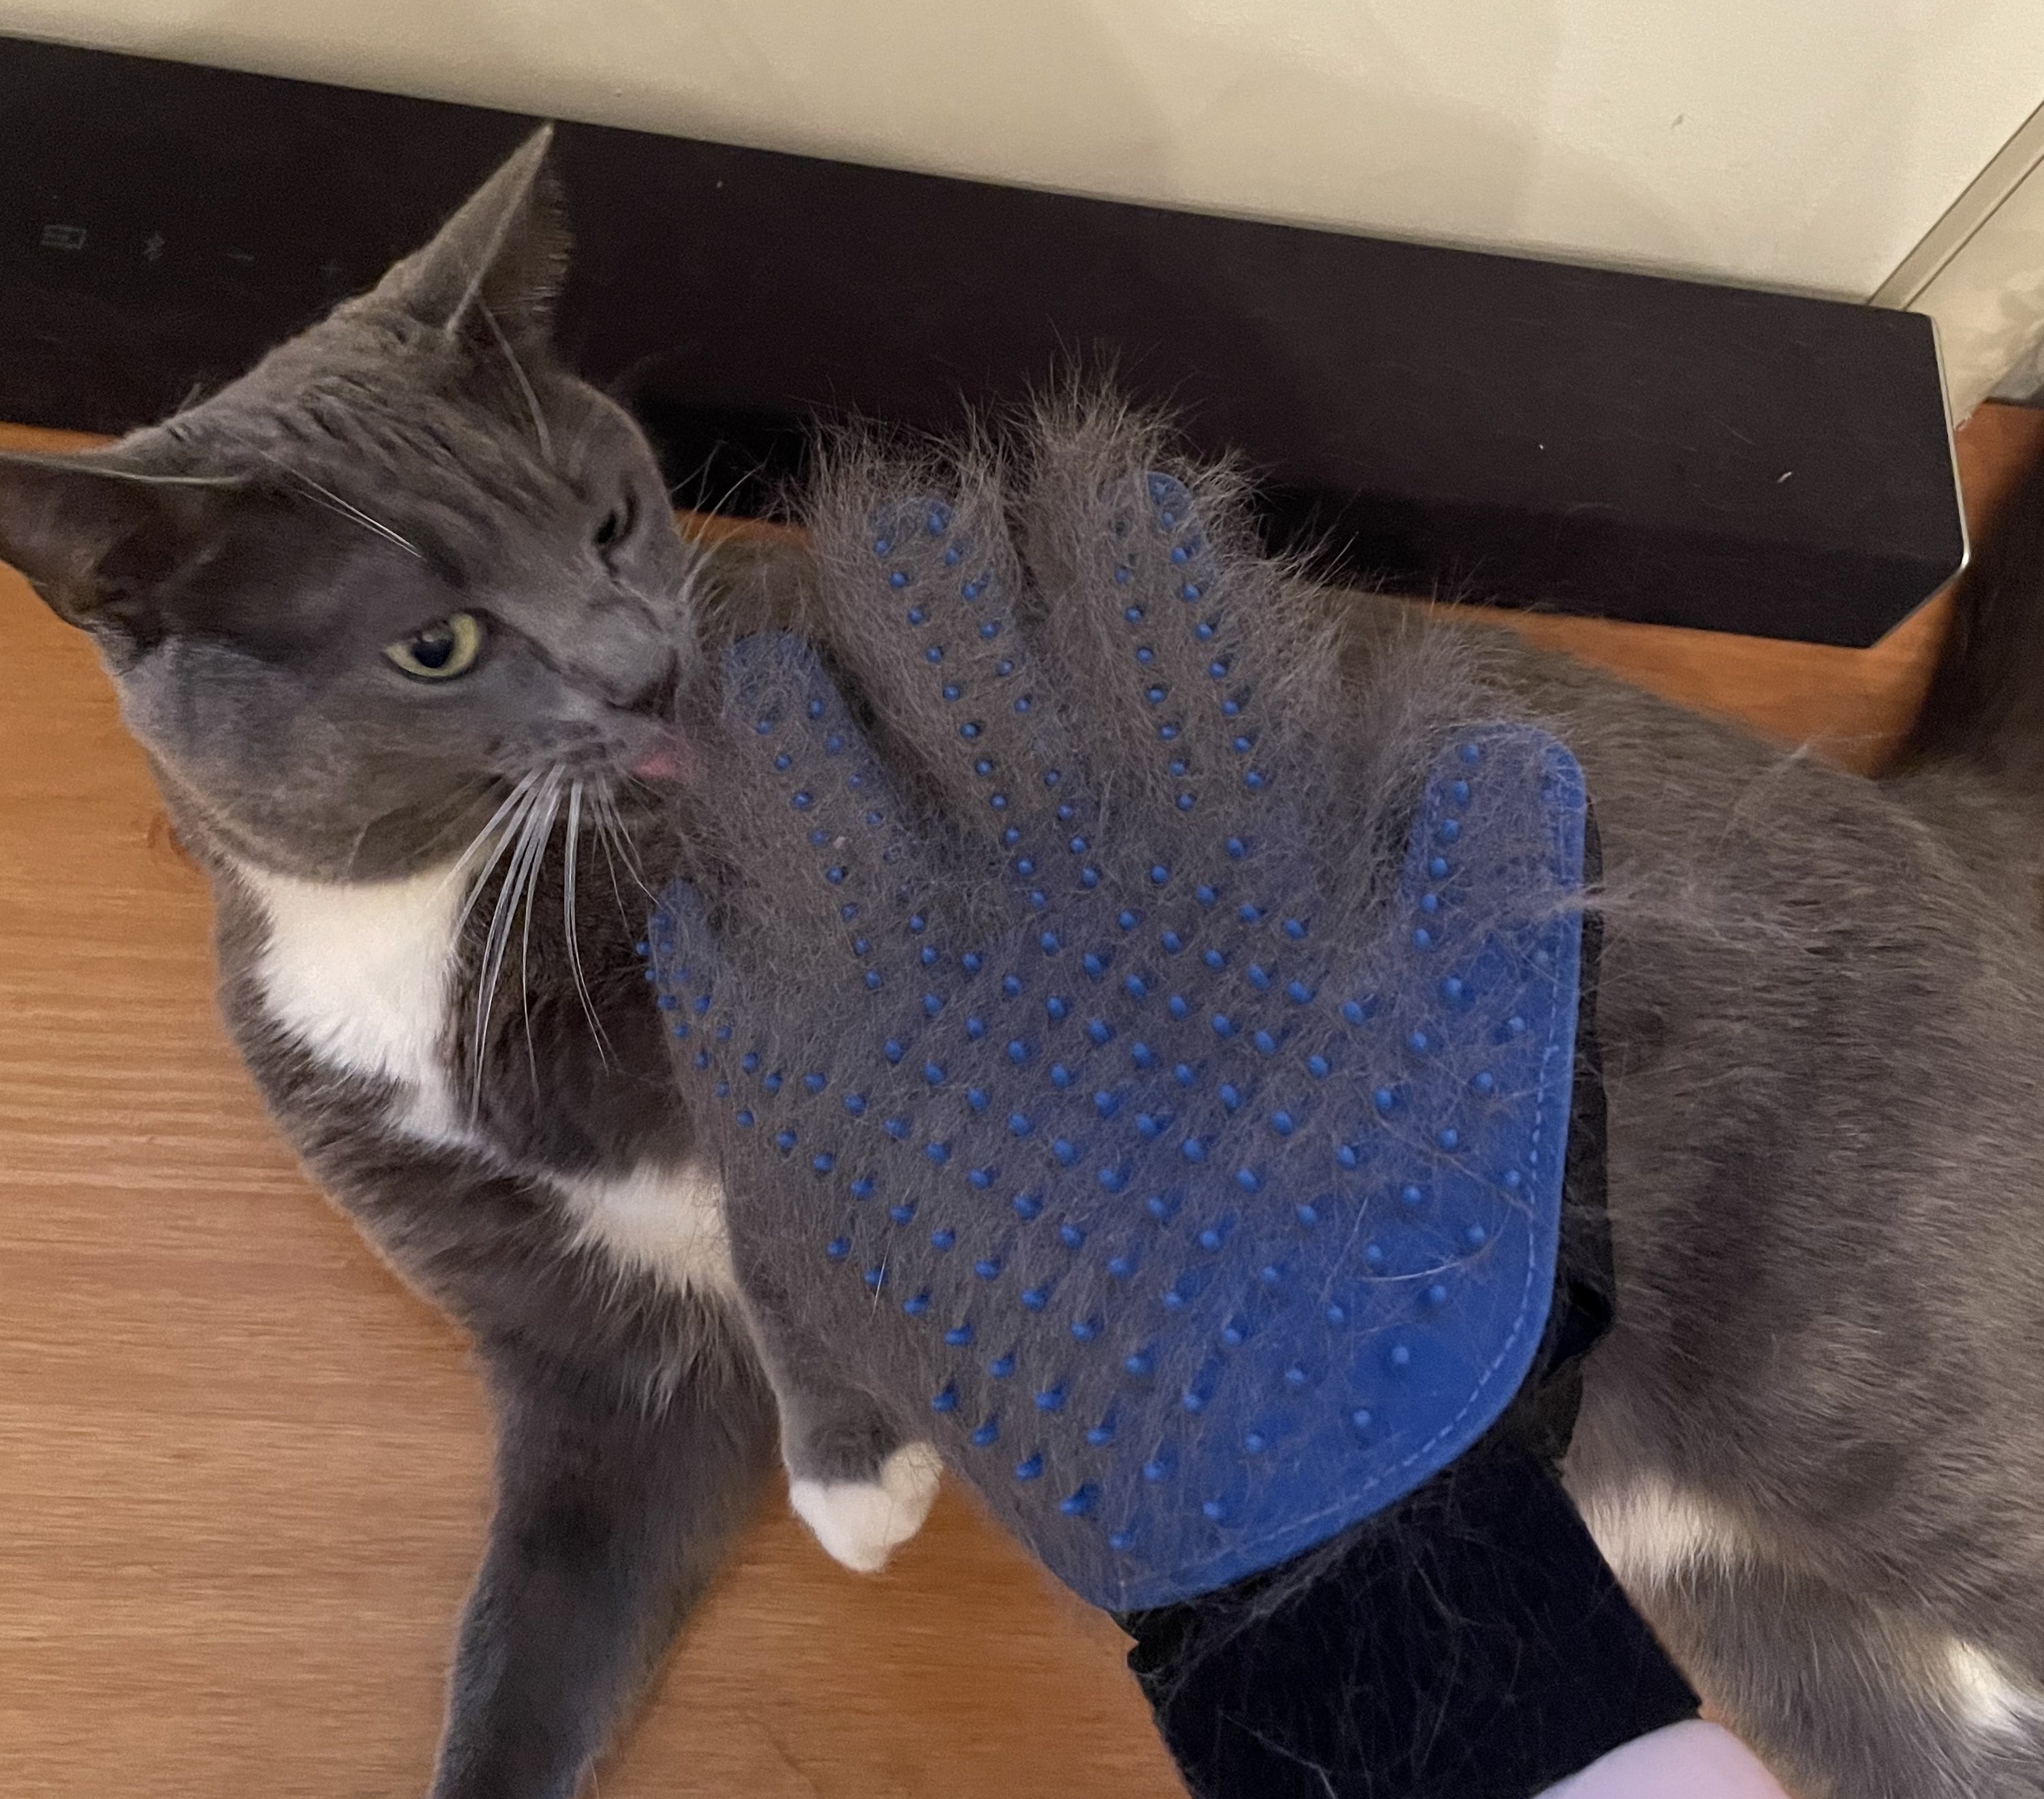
[1476,620,2044,1797]
[7,129,2044,1798]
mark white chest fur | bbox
[241,860,473,1147]
[238,859,734,1297]
[242,863,474,1145]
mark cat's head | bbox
[0,127,701,882]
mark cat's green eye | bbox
[384,612,485,681]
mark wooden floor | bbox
[2,405,2040,1798]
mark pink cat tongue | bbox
[631,735,696,784]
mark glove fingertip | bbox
[1426,725,1590,893]
[722,630,861,738]
[644,878,725,1017]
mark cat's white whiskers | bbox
[619,555,702,639]
[312,486,427,560]
[562,781,615,1066]
[515,776,566,1090]
[442,771,544,912]
[452,775,547,1009]
[590,786,631,878]
[466,790,536,1107]
[335,812,384,882]
[593,788,657,904]
[670,461,759,526]
[591,799,633,919]
[470,771,560,1111]
[244,442,426,559]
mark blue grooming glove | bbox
[647,457,1588,1610]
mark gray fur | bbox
[9,125,2044,1799]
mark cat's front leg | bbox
[429,1332,775,1799]
[730,1256,941,1575]
[788,1440,944,1576]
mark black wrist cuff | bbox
[1117,1442,1697,1799]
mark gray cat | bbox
[5,127,2044,1799]
[0,132,935,1799]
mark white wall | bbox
[5,1,2044,326]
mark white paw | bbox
[788,1443,943,1573]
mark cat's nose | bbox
[622,653,683,718]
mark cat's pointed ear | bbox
[0,447,238,632]
[371,124,568,344]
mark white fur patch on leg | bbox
[1579,1478,1753,1592]
[555,1159,738,1298]
[1945,1640,2044,1736]
[788,1443,943,1574]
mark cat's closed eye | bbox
[384,612,486,681]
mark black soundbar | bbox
[0,33,1963,643]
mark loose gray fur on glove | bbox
[646,405,1587,1610]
